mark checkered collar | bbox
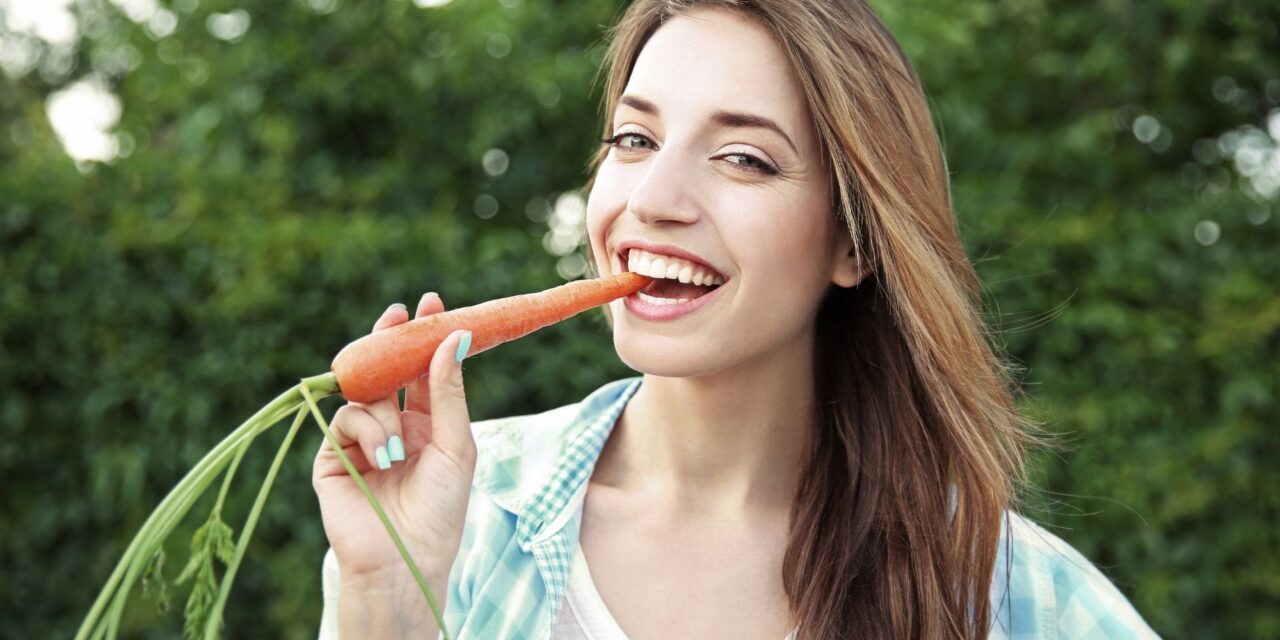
[472,377,642,550]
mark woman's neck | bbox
[594,330,818,516]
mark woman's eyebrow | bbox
[618,94,799,155]
[619,94,661,116]
[711,110,799,156]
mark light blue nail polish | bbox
[388,435,405,462]
[375,446,391,470]
[454,331,472,363]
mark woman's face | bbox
[587,7,862,378]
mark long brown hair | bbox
[582,1,1041,637]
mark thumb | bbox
[427,329,477,471]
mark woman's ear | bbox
[831,233,873,288]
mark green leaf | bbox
[176,513,237,640]
[141,549,170,615]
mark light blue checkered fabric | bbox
[320,376,1159,639]
[432,378,640,639]
[988,513,1159,639]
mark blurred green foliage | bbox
[0,0,1276,638]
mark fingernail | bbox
[389,303,407,313]
[454,330,472,363]
[375,446,391,470]
[388,435,404,462]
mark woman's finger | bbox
[372,302,410,333]
[358,396,403,465]
[404,292,445,415]
[425,329,477,473]
[319,404,392,473]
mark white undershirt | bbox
[550,545,799,640]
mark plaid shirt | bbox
[320,377,1159,639]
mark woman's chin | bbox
[613,333,717,378]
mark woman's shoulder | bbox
[990,510,1160,639]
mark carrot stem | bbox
[202,406,309,639]
[213,435,255,518]
[77,374,338,640]
[299,383,452,639]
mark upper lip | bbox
[616,240,727,280]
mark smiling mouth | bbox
[623,248,725,304]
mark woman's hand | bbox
[312,292,475,594]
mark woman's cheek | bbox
[584,208,604,264]
[586,181,623,266]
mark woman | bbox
[314,1,1159,638]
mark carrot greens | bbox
[79,274,651,639]
[72,375,422,640]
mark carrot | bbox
[332,272,651,403]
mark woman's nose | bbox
[625,146,702,226]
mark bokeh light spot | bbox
[1193,220,1221,246]
[556,254,587,280]
[45,75,122,162]
[1133,115,1161,144]
[474,194,499,219]
[482,148,509,177]
[206,10,251,42]
[487,33,512,58]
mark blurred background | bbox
[1,0,1275,637]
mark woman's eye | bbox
[601,133,655,151]
[601,134,778,176]
[723,153,779,176]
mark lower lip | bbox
[622,281,724,321]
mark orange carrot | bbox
[331,272,651,403]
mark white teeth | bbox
[624,248,725,286]
[678,265,693,284]
[637,291,691,306]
